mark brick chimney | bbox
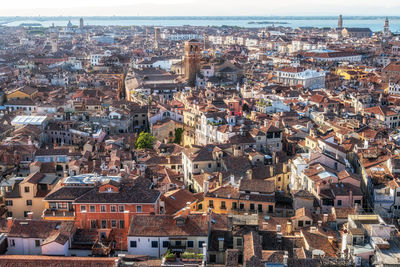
[7,217,13,230]
[124,210,130,230]
[27,212,33,220]
[185,202,191,216]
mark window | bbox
[110,205,116,212]
[397,192,400,197]
[26,200,32,206]
[194,164,198,169]
[208,163,212,168]
[221,201,226,209]
[5,200,13,206]
[163,241,170,248]
[130,240,137,248]
[187,240,194,248]
[298,221,304,227]
[258,204,263,212]
[57,203,67,210]
[9,239,15,247]
[268,205,273,213]
[198,241,205,248]
[232,202,237,210]
[250,203,255,211]
[90,206,95,212]
[80,205,86,212]
[151,241,158,248]
[24,211,29,217]
[305,221,311,225]
[119,205,124,212]
[119,220,125,229]
[136,206,142,213]
[239,203,244,210]
[175,240,182,246]
[35,240,40,247]
[337,200,342,206]
[209,200,214,208]
[236,238,242,247]
[24,187,30,193]
[111,220,117,228]
[91,220,97,229]
[100,205,106,212]
[7,211,12,217]
[101,220,107,229]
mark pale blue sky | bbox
[1,0,399,16]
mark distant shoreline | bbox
[248,21,289,25]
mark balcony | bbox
[43,209,75,219]
[220,206,227,210]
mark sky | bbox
[1,0,399,16]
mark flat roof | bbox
[11,115,47,126]
[63,174,121,185]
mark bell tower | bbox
[383,17,391,37]
[338,14,343,29]
[184,39,201,87]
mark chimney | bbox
[185,202,191,216]
[323,213,328,223]
[203,180,209,194]
[328,236,334,244]
[272,152,276,164]
[283,251,288,267]
[275,121,279,128]
[269,165,274,177]
[283,163,288,173]
[7,217,13,230]
[230,175,235,185]
[124,210,130,230]
[310,226,317,233]
[219,172,223,187]
[318,220,322,227]
[264,120,268,127]
[276,224,281,232]
[27,212,33,220]
[286,222,292,234]
[202,242,207,266]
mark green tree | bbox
[174,128,184,144]
[135,132,156,149]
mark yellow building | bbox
[4,172,60,219]
[336,67,368,81]
[6,86,38,100]
[202,179,276,215]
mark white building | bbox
[7,218,74,256]
[127,213,209,258]
[276,67,325,90]
[90,50,112,66]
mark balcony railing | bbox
[43,209,75,218]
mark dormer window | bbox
[106,188,113,192]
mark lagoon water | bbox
[1,16,400,32]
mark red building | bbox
[73,179,160,251]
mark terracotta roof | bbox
[128,214,209,237]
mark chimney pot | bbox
[7,217,13,230]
